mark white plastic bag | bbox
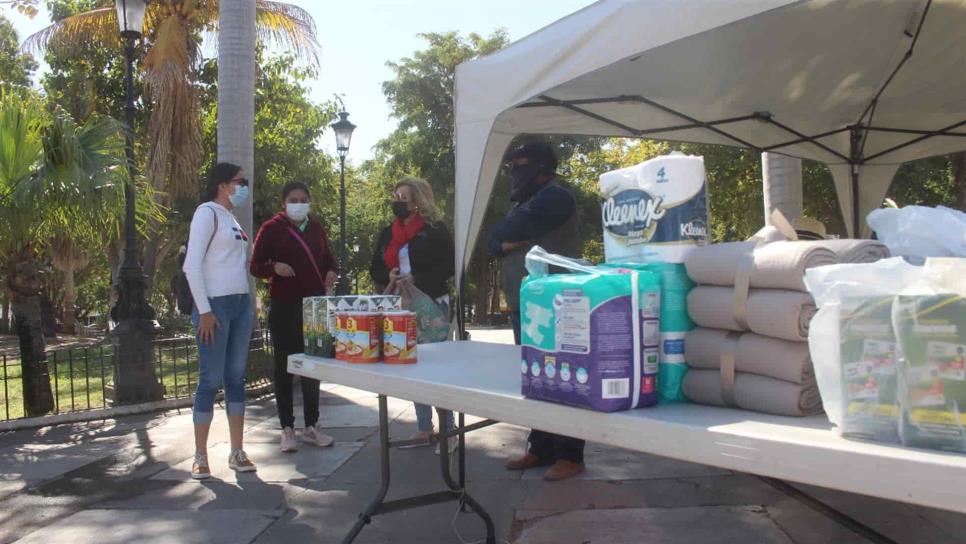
[525,245,602,277]
[804,257,966,449]
[804,258,922,436]
[867,206,966,262]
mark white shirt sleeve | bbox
[183,205,216,315]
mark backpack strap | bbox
[204,205,218,257]
[283,222,326,287]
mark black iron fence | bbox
[0,329,273,422]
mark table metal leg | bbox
[342,395,391,544]
[438,408,496,544]
[458,411,467,512]
[340,398,496,544]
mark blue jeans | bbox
[415,296,454,432]
[415,403,455,432]
[191,294,252,424]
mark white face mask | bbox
[286,202,310,222]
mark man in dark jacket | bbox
[488,141,586,481]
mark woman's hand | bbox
[501,240,531,253]
[198,312,220,344]
[386,267,413,294]
[273,262,295,277]
[389,267,413,284]
[325,270,338,295]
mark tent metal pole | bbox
[865,118,966,162]
[627,96,760,149]
[763,118,850,163]
[537,95,639,136]
[863,126,966,138]
[849,127,864,238]
[456,274,467,340]
[762,127,850,152]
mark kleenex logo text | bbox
[602,189,666,237]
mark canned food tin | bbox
[334,312,348,361]
[382,311,417,364]
[344,312,381,363]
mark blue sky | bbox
[7,0,596,164]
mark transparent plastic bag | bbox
[867,206,966,262]
[525,245,607,277]
[804,258,966,451]
[396,279,450,344]
[804,258,921,437]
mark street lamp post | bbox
[109,0,164,404]
[331,110,356,296]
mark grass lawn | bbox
[1,337,274,421]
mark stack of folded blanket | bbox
[682,238,889,416]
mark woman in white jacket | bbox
[183,162,256,479]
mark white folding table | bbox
[289,340,966,544]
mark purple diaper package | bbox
[520,255,661,412]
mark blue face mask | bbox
[229,185,249,207]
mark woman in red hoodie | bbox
[250,182,339,453]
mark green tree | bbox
[0,12,37,87]
[373,31,509,221]
[27,0,320,296]
[0,90,128,415]
[366,31,512,320]
[185,50,343,315]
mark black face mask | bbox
[509,163,544,202]
[392,201,411,219]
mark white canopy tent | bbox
[453,0,966,288]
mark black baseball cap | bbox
[505,141,558,173]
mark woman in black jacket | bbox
[370,176,456,453]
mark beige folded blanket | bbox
[687,286,815,342]
[682,369,823,417]
[685,328,813,384]
[684,240,837,291]
[820,239,890,263]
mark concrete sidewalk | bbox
[1,328,965,543]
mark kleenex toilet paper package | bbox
[599,152,708,264]
[520,261,662,412]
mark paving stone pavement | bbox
[1,327,966,543]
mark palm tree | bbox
[217,0,255,239]
[24,0,319,289]
[0,90,128,416]
[762,152,803,226]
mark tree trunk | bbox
[142,225,163,297]
[12,294,54,416]
[489,260,501,316]
[951,151,966,210]
[0,295,9,334]
[5,248,55,417]
[40,295,56,339]
[472,252,489,324]
[108,240,122,328]
[762,152,803,226]
[218,0,256,236]
[62,264,77,334]
[218,0,257,317]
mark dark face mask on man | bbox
[509,162,545,202]
[392,200,411,219]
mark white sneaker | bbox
[280,427,298,453]
[398,430,434,449]
[191,453,211,480]
[434,436,458,456]
[228,449,257,473]
[303,424,334,447]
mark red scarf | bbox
[383,214,425,270]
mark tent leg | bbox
[456,275,468,340]
[850,128,863,238]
